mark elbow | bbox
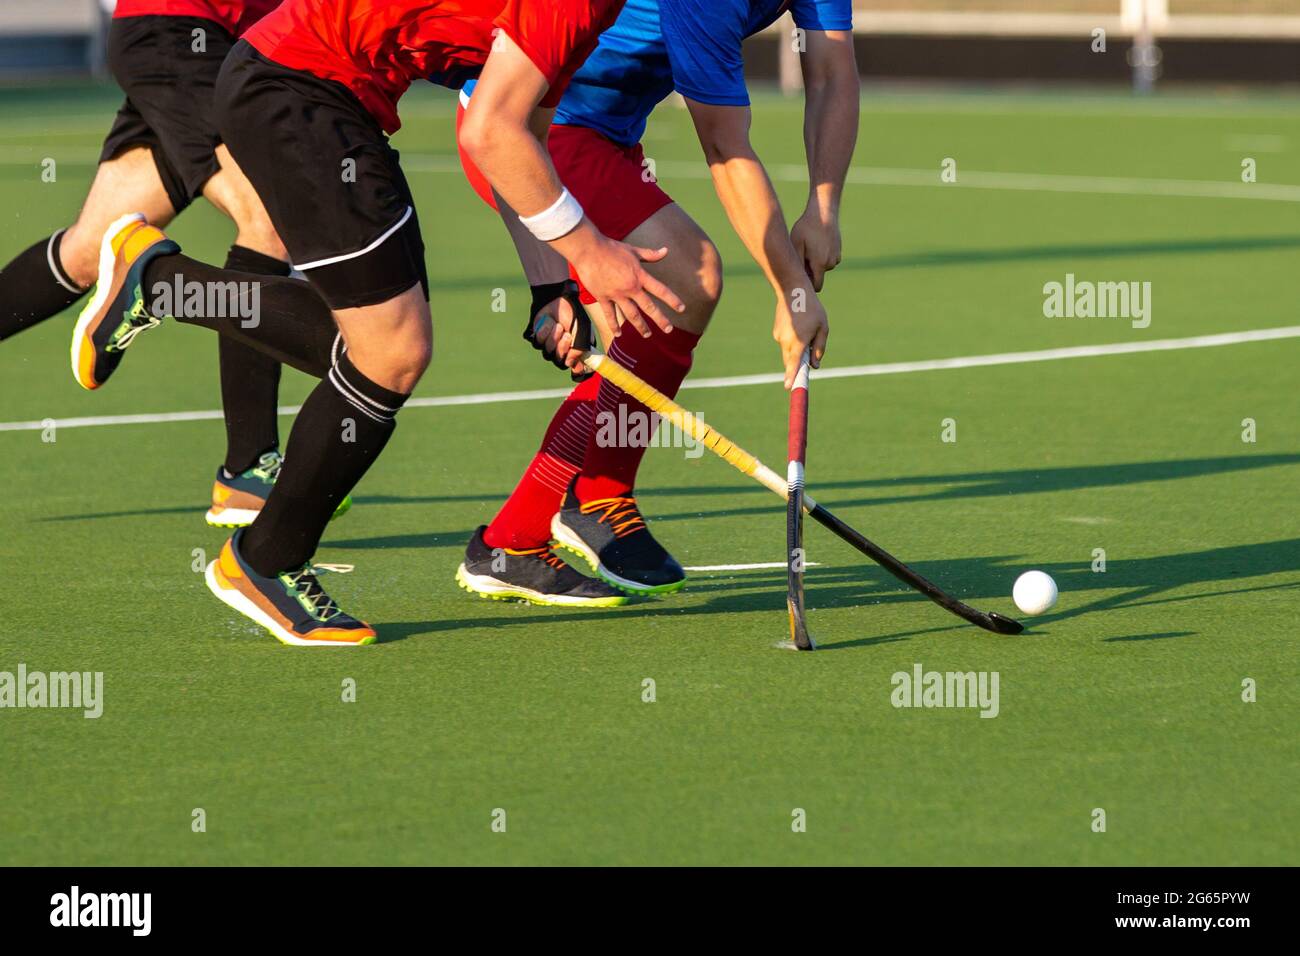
[805,42,861,99]
[697,131,755,168]
[460,106,510,166]
[806,64,859,101]
[459,112,490,165]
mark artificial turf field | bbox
[0,82,1297,867]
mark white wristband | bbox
[518,188,584,241]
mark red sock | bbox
[484,374,601,550]
[575,325,701,502]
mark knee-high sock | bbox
[574,325,701,502]
[218,245,288,474]
[144,252,337,378]
[240,351,409,577]
[483,374,602,550]
[0,231,88,341]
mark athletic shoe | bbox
[71,212,179,390]
[205,529,376,646]
[205,449,353,528]
[550,479,686,595]
[455,525,629,607]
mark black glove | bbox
[525,279,593,383]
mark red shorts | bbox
[456,105,674,300]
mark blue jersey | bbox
[557,0,852,145]
[463,0,852,146]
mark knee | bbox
[697,239,724,315]
[672,238,723,335]
[378,320,431,392]
[233,213,289,264]
[342,300,432,394]
[398,326,434,384]
[56,224,102,290]
[236,228,288,265]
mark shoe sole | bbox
[204,497,352,529]
[205,507,261,529]
[550,516,686,596]
[205,560,376,646]
[455,563,629,607]
[70,212,144,391]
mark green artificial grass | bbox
[0,84,1296,865]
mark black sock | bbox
[218,245,289,473]
[0,231,88,341]
[145,252,337,377]
[241,351,409,576]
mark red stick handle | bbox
[787,352,811,465]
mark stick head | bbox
[985,612,1025,635]
[788,603,816,650]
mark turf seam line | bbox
[3,325,1298,434]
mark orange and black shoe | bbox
[455,525,629,607]
[205,529,377,646]
[205,449,352,528]
[550,478,686,596]
[71,212,179,390]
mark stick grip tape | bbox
[590,352,761,475]
[787,351,810,464]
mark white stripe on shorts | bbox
[295,206,414,272]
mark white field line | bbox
[7,149,1298,200]
[2,325,1296,434]
[399,154,1300,204]
[684,562,821,572]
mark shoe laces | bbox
[111,296,161,350]
[579,496,647,539]
[249,450,283,482]
[505,545,567,571]
[281,563,353,621]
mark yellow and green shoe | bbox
[71,213,178,390]
[206,449,352,528]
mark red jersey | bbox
[244,0,623,135]
[113,1,281,38]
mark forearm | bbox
[707,152,809,295]
[495,192,571,286]
[801,36,860,218]
[465,118,565,224]
[463,110,608,271]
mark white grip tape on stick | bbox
[518,188,584,241]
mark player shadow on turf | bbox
[376,558,1023,644]
[1103,631,1196,642]
[636,453,1300,523]
[378,537,1298,646]
[39,453,1296,525]
[998,539,1300,634]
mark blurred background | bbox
[1,1,1297,88]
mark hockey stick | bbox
[580,350,1024,636]
[786,351,815,650]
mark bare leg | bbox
[60,146,178,288]
[202,144,289,263]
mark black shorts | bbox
[100,15,234,214]
[214,42,429,310]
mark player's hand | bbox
[530,297,586,375]
[526,281,594,377]
[773,284,828,389]
[790,208,842,292]
[571,234,685,341]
